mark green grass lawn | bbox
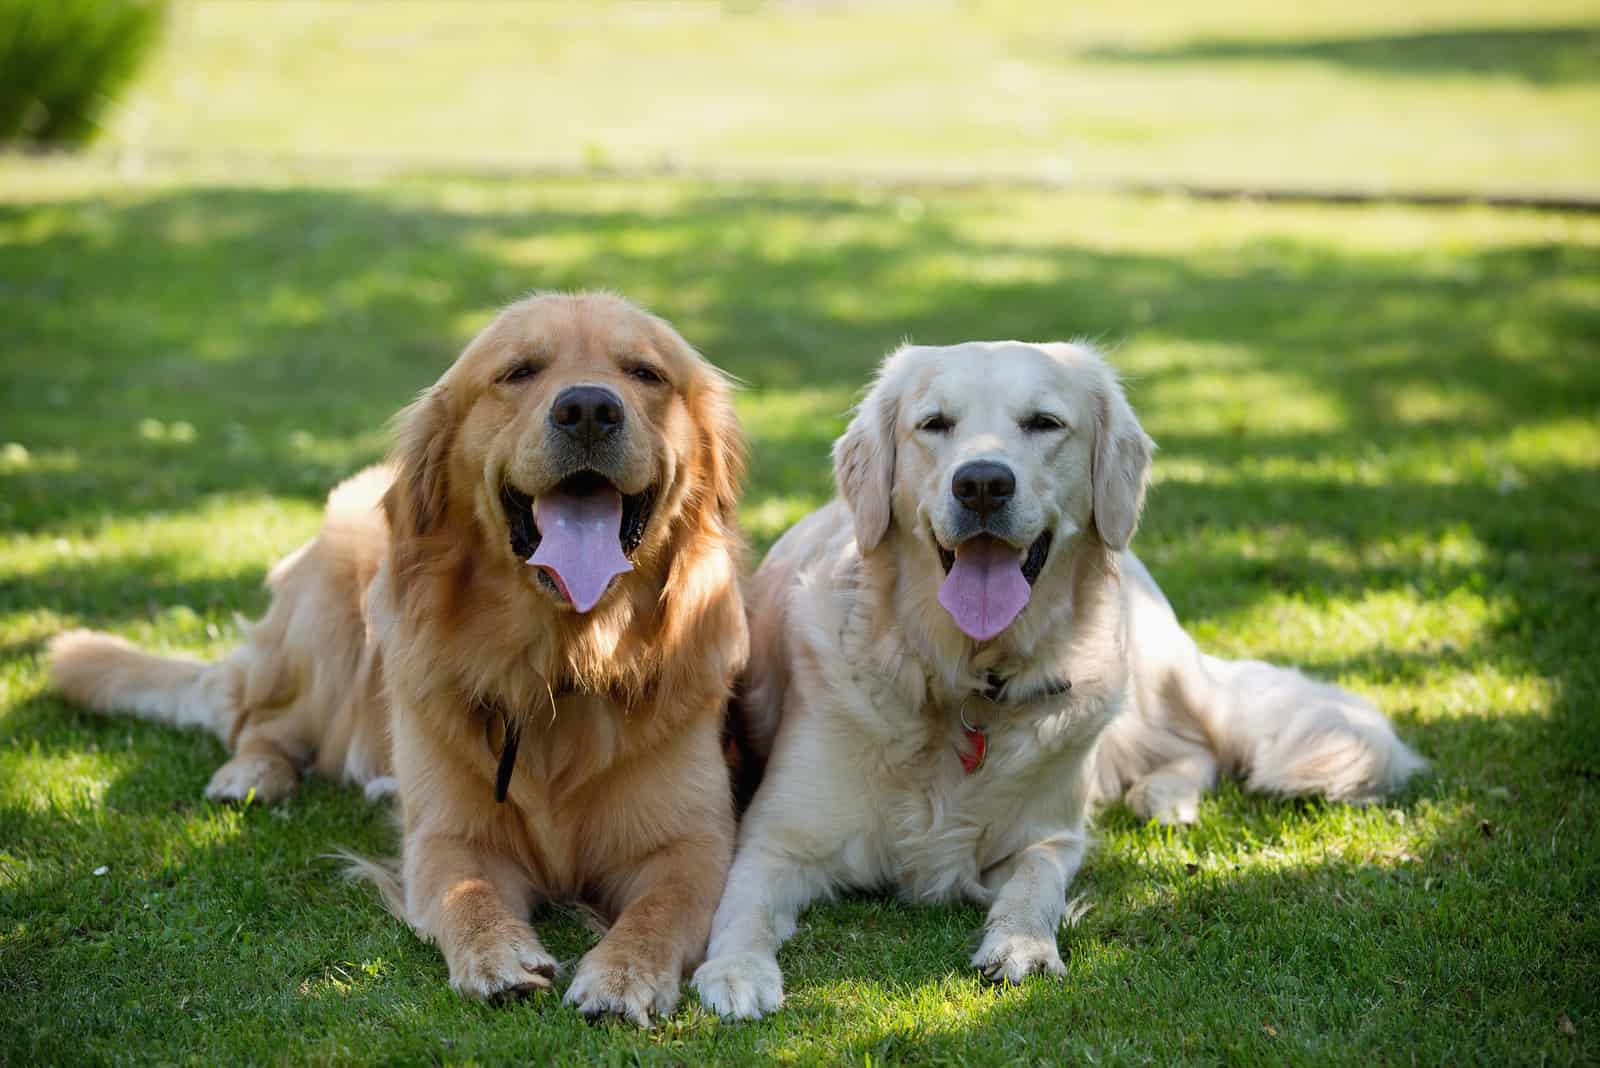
[106,0,1600,196]
[1,157,1597,1064]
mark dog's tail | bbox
[1196,653,1427,804]
[47,466,394,769]
[48,629,258,743]
[1105,556,1426,817]
[332,848,407,920]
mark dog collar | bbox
[956,673,1071,775]
[494,715,520,803]
[483,681,581,803]
[958,706,989,774]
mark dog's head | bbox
[385,292,742,615]
[834,341,1152,641]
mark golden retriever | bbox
[693,340,1425,1018]
[50,292,748,1023]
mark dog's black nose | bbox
[549,385,624,448]
[951,460,1016,518]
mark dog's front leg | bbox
[691,838,834,1020]
[971,829,1087,984]
[565,831,732,1026]
[404,832,557,1000]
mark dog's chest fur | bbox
[782,527,1129,906]
[843,668,1112,906]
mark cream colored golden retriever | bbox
[693,340,1424,1018]
[50,293,748,1023]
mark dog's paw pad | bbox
[563,950,678,1027]
[691,952,784,1020]
[971,929,1066,985]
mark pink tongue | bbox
[527,490,633,613]
[937,537,1031,641]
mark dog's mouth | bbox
[935,529,1053,642]
[501,471,657,613]
[936,529,1052,583]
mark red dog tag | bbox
[959,724,988,774]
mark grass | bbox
[0,156,1596,1065]
[102,0,1600,195]
[2,5,1598,1059]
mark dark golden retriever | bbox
[51,292,748,1023]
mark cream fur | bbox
[694,340,1425,1019]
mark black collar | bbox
[977,671,1071,704]
[484,681,580,803]
[494,716,520,803]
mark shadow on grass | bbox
[1081,24,1600,85]
[4,177,1596,791]
[3,183,1587,741]
[2,183,1595,542]
[821,810,1546,1063]
[3,683,1588,1063]
[5,182,1596,773]
[0,553,271,633]
[0,694,1523,1064]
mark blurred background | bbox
[2,4,1597,1063]
[7,0,1599,194]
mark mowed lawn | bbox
[112,0,1600,195]
[0,159,1596,1065]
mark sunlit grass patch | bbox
[94,0,1600,194]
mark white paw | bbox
[362,776,398,802]
[562,946,680,1027]
[691,952,784,1020]
[204,756,297,804]
[447,924,559,1001]
[1125,776,1201,825]
[971,927,1066,985]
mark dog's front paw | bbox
[563,944,680,1027]
[971,927,1066,985]
[447,922,559,1001]
[1125,774,1201,825]
[691,952,784,1020]
[204,754,298,804]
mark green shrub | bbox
[0,0,167,147]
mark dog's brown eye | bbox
[917,413,953,434]
[1021,412,1066,433]
[625,365,666,386]
[500,362,541,385]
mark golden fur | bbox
[50,293,748,1023]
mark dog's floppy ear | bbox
[384,385,456,539]
[691,368,746,527]
[833,374,898,555]
[651,318,746,527]
[1091,373,1154,551]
